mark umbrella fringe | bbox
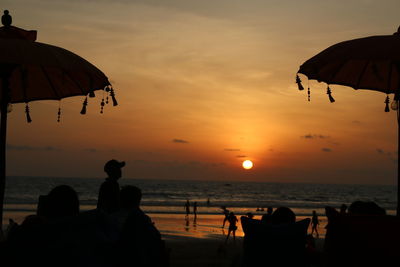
[296,74,304,91]
[110,87,118,106]
[385,95,390,112]
[327,86,335,103]
[57,107,61,122]
[100,97,105,114]
[25,103,32,123]
[80,96,88,115]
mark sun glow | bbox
[242,160,253,170]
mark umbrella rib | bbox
[355,61,370,89]
[328,60,348,83]
[19,66,28,103]
[41,66,60,100]
[386,62,393,94]
[63,70,86,96]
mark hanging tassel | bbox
[296,74,304,91]
[110,87,118,106]
[100,98,105,114]
[57,107,61,122]
[385,95,390,112]
[25,103,32,123]
[106,95,109,104]
[89,91,95,98]
[327,86,335,103]
[307,87,311,102]
[80,97,88,115]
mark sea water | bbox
[4,176,396,220]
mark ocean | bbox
[4,176,397,221]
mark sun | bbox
[242,160,253,170]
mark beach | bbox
[3,210,326,266]
[152,214,325,267]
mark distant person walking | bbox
[225,212,238,242]
[221,206,230,228]
[311,210,319,238]
[97,159,125,214]
[184,200,190,217]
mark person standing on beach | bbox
[97,159,125,214]
[193,201,198,218]
[225,212,238,242]
[311,210,319,238]
[184,199,190,217]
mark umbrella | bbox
[0,10,118,230]
[297,26,400,216]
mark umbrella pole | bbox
[0,67,11,234]
[398,106,400,216]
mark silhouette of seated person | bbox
[97,159,125,214]
[5,185,81,267]
[241,206,310,267]
[261,206,273,224]
[116,185,166,267]
[323,201,400,267]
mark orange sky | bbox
[3,0,400,184]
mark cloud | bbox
[236,155,247,158]
[352,120,361,124]
[7,144,61,151]
[321,148,332,152]
[172,139,189,144]
[224,148,241,151]
[376,148,392,156]
[301,134,329,139]
[84,148,97,153]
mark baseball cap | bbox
[104,159,125,173]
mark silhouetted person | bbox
[207,198,210,206]
[193,201,198,218]
[246,212,254,219]
[311,210,319,238]
[225,212,238,242]
[184,199,190,217]
[221,206,230,227]
[261,206,273,224]
[38,184,80,219]
[271,206,296,224]
[5,185,81,267]
[117,185,165,267]
[2,10,12,27]
[97,159,125,213]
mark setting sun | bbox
[242,160,254,170]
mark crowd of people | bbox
[1,159,168,267]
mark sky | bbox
[2,0,400,184]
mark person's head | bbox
[312,210,317,215]
[271,207,296,224]
[104,159,125,179]
[40,185,79,219]
[120,185,142,210]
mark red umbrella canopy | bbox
[0,10,117,117]
[296,27,400,216]
[0,10,118,230]
[298,32,400,95]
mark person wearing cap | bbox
[97,159,125,213]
